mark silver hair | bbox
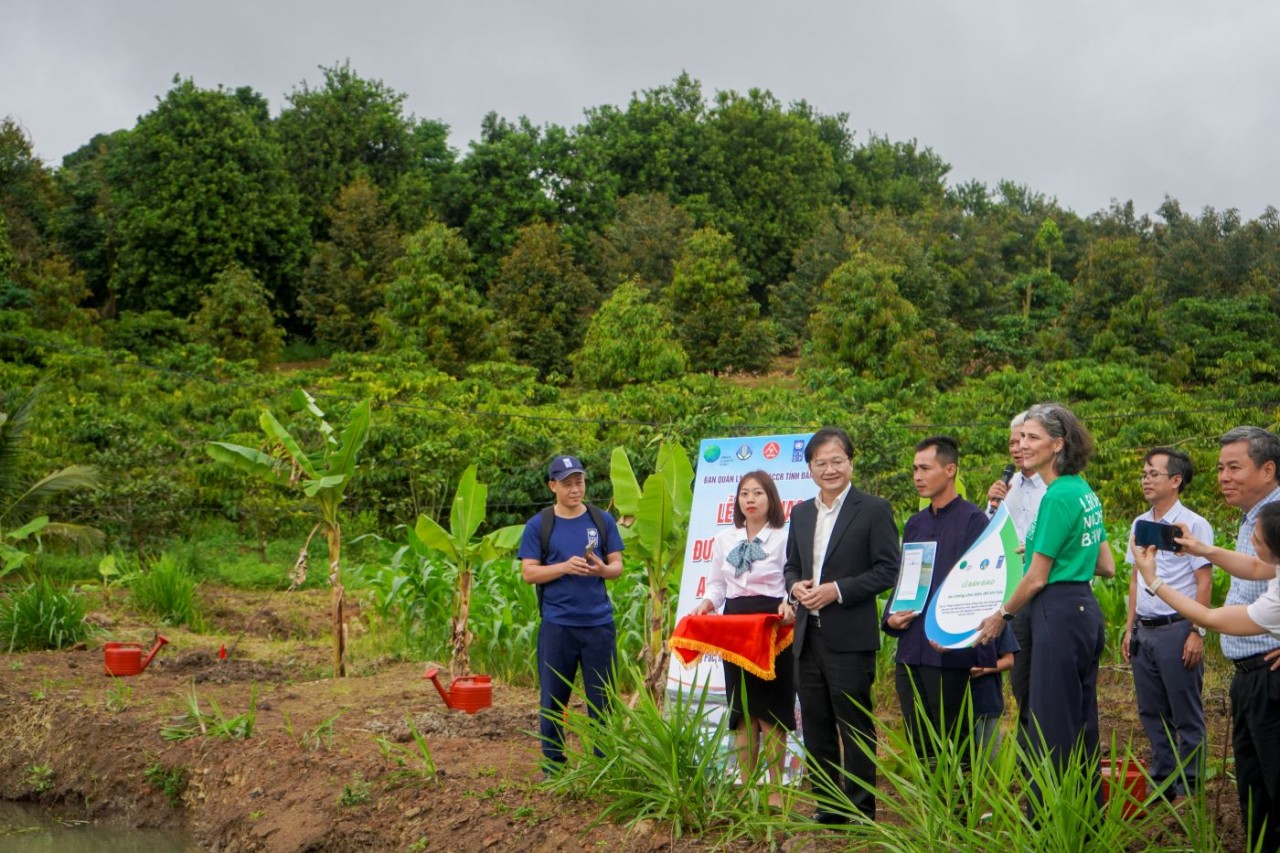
[1219,426,1280,470]
[1009,411,1030,429]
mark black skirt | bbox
[722,595,797,731]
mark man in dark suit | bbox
[785,426,901,823]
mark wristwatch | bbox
[999,604,1014,622]
[1194,625,1207,637]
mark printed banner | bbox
[667,433,814,700]
[923,503,1025,649]
[666,433,814,781]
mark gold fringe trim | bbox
[666,628,794,681]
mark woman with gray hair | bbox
[975,403,1115,810]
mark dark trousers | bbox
[1131,620,1205,795]
[797,624,877,819]
[1230,663,1280,852]
[536,620,616,766]
[1025,583,1105,810]
[1011,607,1033,742]
[895,663,972,765]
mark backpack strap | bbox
[536,506,556,615]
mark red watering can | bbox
[103,635,169,676]
[423,666,492,714]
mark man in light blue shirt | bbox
[1215,427,1280,852]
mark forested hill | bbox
[1,64,1277,545]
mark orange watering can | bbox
[423,666,492,714]
[103,635,169,676]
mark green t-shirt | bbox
[1025,474,1107,583]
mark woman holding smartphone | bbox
[975,403,1115,807]
[692,470,795,805]
[1133,504,1280,637]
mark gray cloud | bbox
[6,0,1277,218]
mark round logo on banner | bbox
[763,441,780,460]
[703,445,721,462]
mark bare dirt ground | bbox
[0,587,1254,851]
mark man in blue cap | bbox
[519,454,625,774]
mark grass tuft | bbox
[0,575,92,651]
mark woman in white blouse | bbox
[1133,503,1280,638]
[693,470,795,804]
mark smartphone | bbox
[1134,519,1181,553]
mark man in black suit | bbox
[785,426,901,822]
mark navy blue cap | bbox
[548,455,586,481]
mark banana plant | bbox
[207,390,370,678]
[610,442,694,701]
[411,464,522,677]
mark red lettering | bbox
[715,496,735,524]
[691,537,714,563]
[781,499,800,521]
[695,575,706,598]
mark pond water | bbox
[0,801,194,852]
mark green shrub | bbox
[0,576,92,651]
[131,553,203,629]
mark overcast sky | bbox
[7,1,1278,220]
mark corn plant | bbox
[103,677,133,713]
[162,682,258,740]
[374,715,438,788]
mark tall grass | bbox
[544,663,766,843]
[130,552,203,629]
[539,668,1234,851]
[0,575,92,651]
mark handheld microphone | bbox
[988,464,1017,514]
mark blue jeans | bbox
[537,620,616,766]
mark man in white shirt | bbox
[1121,447,1213,801]
[985,411,1045,743]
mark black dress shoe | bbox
[812,810,844,825]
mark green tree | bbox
[769,206,857,348]
[803,251,938,384]
[109,78,307,318]
[702,89,840,295]
[50,131,127,310]
[665,226,776,374]
[588,192,694,294]
[191,263,285,364]
[572,280,687,388]
[207,392,371,678]
[0,388,102,577]
[438,114,561,287]
[578,73,712,204]
[298,175,403,351]
[845,135,950,213]
[488,222,594,379]
[276,61,452,240]
[378,222,497,373]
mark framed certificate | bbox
[887,541,937,614]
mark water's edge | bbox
[0,800,194,852]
